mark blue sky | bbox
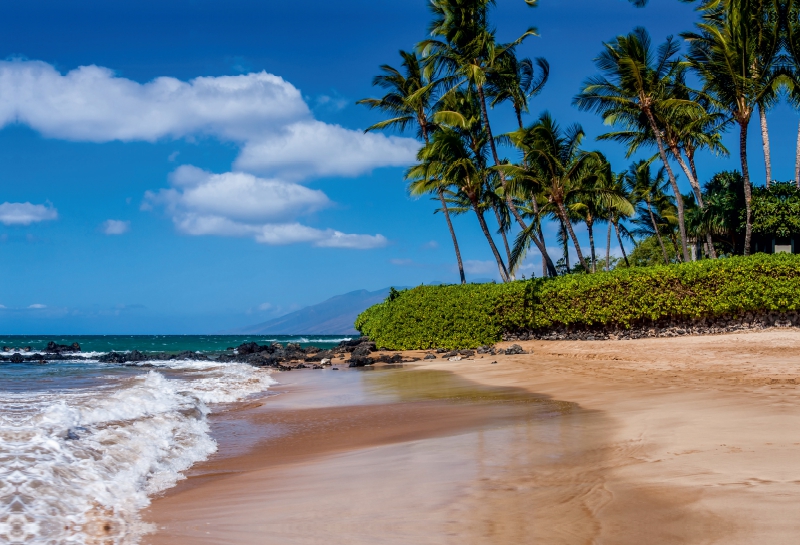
[0,0,794,333]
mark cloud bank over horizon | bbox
[0,60,418,246]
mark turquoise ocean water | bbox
[0,334,352,544]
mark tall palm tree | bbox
[418,127,511,281]
[574,27,692,262]
[419,0,539,238]
[487,55,549,129]
[627,159,674,265]
[505,113,628,273]
[683,0,781,255]
[358,51,466,283]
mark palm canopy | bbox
[502,112,630,272]
[486,54,549,128]
[574,26,698,262]
[357,50,437,142]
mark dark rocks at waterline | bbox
[9,353,23,363]
[424,353,437,360]
[503,311,800,342]
[45,341,81,354]
[377,353,403,364]
[347,355,375,367]
[504,344,526,355]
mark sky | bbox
[0,0,795,333]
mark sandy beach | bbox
[143,329,800,544]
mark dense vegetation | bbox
[356,254,800,349]
[359,0,800,281]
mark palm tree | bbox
[358,51,466,283]
[419,0,539,237]
[487,55,549,129]
[627,160,674,265]
[574,27,692,262]
[417,127,511,281]
[504,113,628,273]
[683,0,781,255]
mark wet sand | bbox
[144,329,800,544]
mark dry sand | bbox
[143,329,800,544]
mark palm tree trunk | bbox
[439,189,465,284]
[491,203,513,278]
[474,82,559,280]
[685,150,718,259]
[587,218,597,273]
[759,104,772,188]
[739,120,753,256]
[613,219,630,267]
[671,143,703,207]
[644,110,690,262]
[472,200,510,282]
[647,203,670,264]
[558,203,590,272]
[529,197,556,276]
[606,220,612,272]
[795,120,800,189]
[559,220,570,272]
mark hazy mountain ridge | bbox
[227,287,398,335]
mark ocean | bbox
[0,335,352,544]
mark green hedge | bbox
[355,254,800,349]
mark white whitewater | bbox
[0,360,275,544]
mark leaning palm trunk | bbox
[647,203,670,264]
[759,104,772,188]
[475,84,556,277]
[795,120,800,189]
[471,200,510,282]
[558,203,590,272]
[606,221,612,272]
[685,152,717,259]
[739,121,753,256]
[644,110,690,262]
[587,218,597,273]
[439,189,466,284]
[491,203,514,279]
[613,219,630,267]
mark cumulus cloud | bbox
[0,202,57,225]
[463,260,499,275]
[235,120,419,179]
[28,303,46,309]
[145,166,387,249]
[101,219,130,235]
[0,60,417,179]
[0,60,414,249]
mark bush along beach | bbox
[355,254,800,350]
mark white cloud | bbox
[463,260,499,275]
[0,202,57,225]
[145,166,387,249]
[0,60,414,249]
[258,302,272,311]
[0,60,417,180]
[101,219,130,235]
[234,120,419,179]
[28,303,46,309]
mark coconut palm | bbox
[574,27,693,262]
[414,127,511,281]
[504,113,629,273]
[358,51,467,283]
[683,0,782,255]
[627,160,675,265]
[486,55,549,129]
[419,0,539,236]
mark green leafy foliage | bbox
[356,254,800,349]
[751,182,800,238]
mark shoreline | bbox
[144,329,800,544]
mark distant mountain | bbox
[228,287,398,335]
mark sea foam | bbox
[0,361,275,544]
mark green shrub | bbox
[355,254,800,349]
